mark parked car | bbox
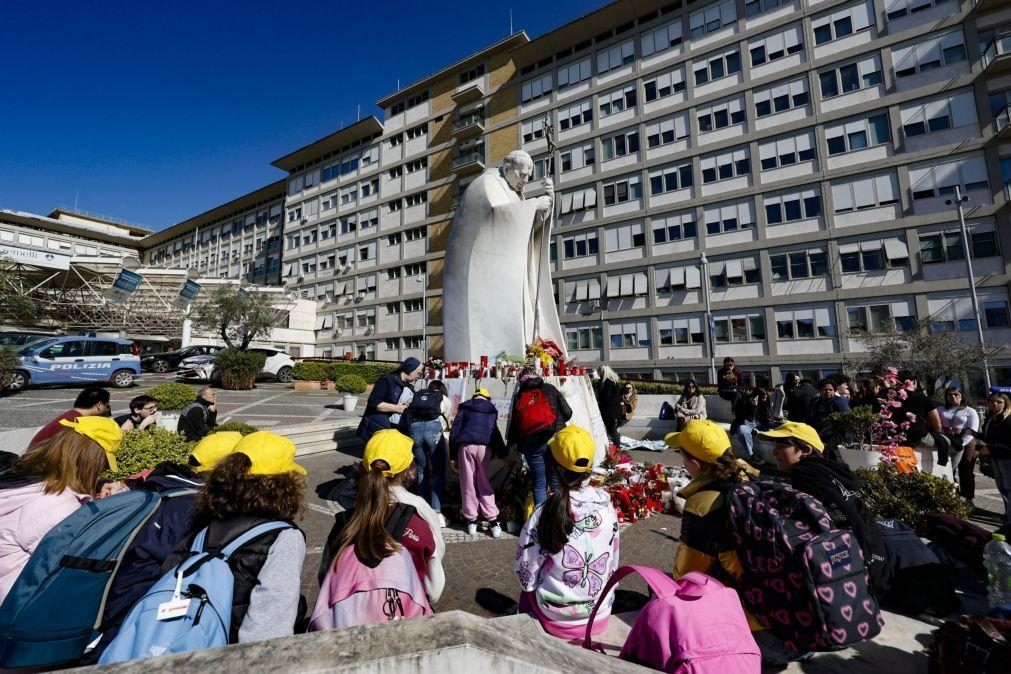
[176,347,295,384]
[0,331,59,348]
[141,344,223,373]
[9,337,141,390]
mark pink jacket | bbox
[0,481,86,603]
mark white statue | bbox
[443,150,567,362]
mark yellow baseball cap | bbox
[758,422,825,452]
[664,419,731,464]
[189,431,243,471]
[233,431,306,476]
[549,425,595,473]
[59,416,123,472]
[363,429,414,477]
[474,388,491,399]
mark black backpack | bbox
[407,390,443,422]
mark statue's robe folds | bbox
[443,168,566,362]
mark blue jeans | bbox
[736,420,758,459]
[409,419,445,512]
[523,443,560,507]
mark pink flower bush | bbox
[871,367,912,459]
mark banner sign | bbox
[0,244,70,270]
[106,269,143,304]
[174,279,202,308]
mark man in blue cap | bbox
[356,357,423,440]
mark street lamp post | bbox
[946,186,992,392]
[417,273,427,358]
[700,252,716,385]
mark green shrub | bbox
[856,462,973,527]
[0,347,16,390]
[335,374,368,394]
[215,348,266,390]
[147,382,196,411]
[591,378,717,396]
[104,428,195,480]
[293,361,328,381]
[212,421,258,436]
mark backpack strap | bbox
[220,521,294,559]
[387,503,417,543]
[581,566,719,650]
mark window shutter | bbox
[685,266,702,289]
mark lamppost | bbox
[699,252,716,385]
[945,186,992,392]
[416,273,427,358]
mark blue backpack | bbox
[100,521,292,664]
[0,489,166,668]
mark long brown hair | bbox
[537,467,588,555]
[197,453,306,521]
[15,428,108,495]
[988,393,1011,422]
[336,460,401,562]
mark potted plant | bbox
[828,406,882,469]
[335,374,367,411]
[214,348,266,390]
[146,383,197,432]
[292,361,326,391]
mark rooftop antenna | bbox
[74,189,79,212]
[397,78,401,91]
[509,8,513,34]
[356,104,361,122]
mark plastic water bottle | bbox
[983,533,1011,608]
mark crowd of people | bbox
[0,358,1007,669]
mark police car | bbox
[9,337,142,390]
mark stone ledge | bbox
[73,611,651,673]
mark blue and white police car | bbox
[8,337,142,391]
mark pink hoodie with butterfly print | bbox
[514,482,619,640]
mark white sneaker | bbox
[490,523,502,539]
[437,513,448,528]
[466,522,478,536]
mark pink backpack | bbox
[584,566,760,673]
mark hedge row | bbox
[628,381,718,396]
[292,361,397,384]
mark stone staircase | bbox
[271,419,364,458]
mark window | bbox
[521,73,553,104]
[812,1,873,45]
[566,326,604,351]
[770,248,828,280]
[641,19,683,57]
[755,78,809,117]
[758,131,816,170]
[652,211,698,244]
[597,39,635,73]
[892,30,966,78]
[389,133,403,147]
[522,118,546,143]
[385,338,401,349]
[340,216,357,235]
[566,277,603,303]
[388,166,403,180]
[709,257,760,287]
[900,91,977,138]
[648,162,694,195]
[645,113,689,147]
[697,97,745,133]
[557,57,592,90]
[405,227,426,241]
[746,0,789,18]
[609,321,650,348]
[908,154,989,200]
[601,129,639,160]
[387,267,402,279]
[984,300,1011,328]
[339,184,358,205]
[643,67,686,102]
[919,226,1000,262]
[764,188,822,223]
[694,48,741,86]
[825,113,891,155]
[360,208,378,229]
[405,124,427,140]
[557,99,593,131]
[287,207,302,223]
[886,0,950,20]
[404,262,425,276]
[819,54,882,98]
[602,175,642,205]
[927,295,1004,332]
[558,187,597,215]
[458,63,485,85]
[713,314,766,342]
[848,303,915,333]
[387,233,402,246]
[750,25,804,67]
[360,178,379,197]
[358,242,376,261]
[605,223,646,252]
[404,298,424,312]
[831,172,900,212]
[405,158,427,173]
[657,264,703,292]
[658,317,705,345]
[599,85,637,118]
[705,199,756,234]
[689,1,737,39]
[701,147,750,183]
[776,307,835,339]
[839,238,909,272]
[403,336,423,349]
[562,232,600,258]
[405,192,427,207]
[560,142,595,172]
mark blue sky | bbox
[0,0,595,231]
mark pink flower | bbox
[897,389,908,400]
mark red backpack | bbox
[513,387,558,437]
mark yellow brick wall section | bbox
[429,220,451,254]
[427,258,445,291]
[487,125,519,165]
[428,334,445,359]
[428,148,454,183]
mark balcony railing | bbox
[452,115,485,139]
[994,104,1011,137]
[981,34,1011,73]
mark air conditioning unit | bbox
[589,300,601,311]
[342,264,352,274]
[334,328,344,337]
[354,293,365,304]
[365,326,375,336]
[300,217,308,224]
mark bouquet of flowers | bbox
[870,366,912,460]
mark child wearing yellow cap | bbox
[449,388,505,537]
[514,426,619,641]
[0,417,123,603]
[663,419,761,630]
